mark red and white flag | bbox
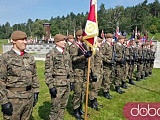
[83,0,98,50]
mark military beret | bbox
[97,37,103,42]
[11,30,27,40]
[54,34,65,42]
[76,30,83,36]
[118,35,125,40]
[67,35,74,39]
[105,33,113,38]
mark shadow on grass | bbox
[135,84,160,94]
[38,101,51,120]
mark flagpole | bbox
[84,56,91,120]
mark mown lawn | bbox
[0,39,8,54]
[0,60,160,120]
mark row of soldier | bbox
[0,30,155,120]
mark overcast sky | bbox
[0,0,157,25]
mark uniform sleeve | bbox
[31,57,40,93]
[44,52,55,89]
[70,45,86,62]
[0,56,9,105]
[115,44,122,62]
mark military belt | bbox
[6,85,32,92]
[53,75,68,79]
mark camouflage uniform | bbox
[149,45,156,74]
[70,42,88,110]
[136,44,145,80]
[124,45,130,82]
[0,49,39,120]
[101,41,113,98]
[45,46,72,120]
[114,37,126,93]
[89,45,103,108]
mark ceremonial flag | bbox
[83,1,98,120]
[83,0,98,51]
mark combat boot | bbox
[103,91,112,99]
[145,72,148,77]
[90,99,99,111]
[115,86,125,94]
[141,75,144,79]
[136,77,140,81]
[74,108,83,120]
[129,79,135,85]
[78,104,84,115]
[79,105,90,117]
[149,71,152,75]
[121,81,127,89]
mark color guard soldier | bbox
[69,30,92,120]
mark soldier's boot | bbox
[136,77,140,81]
[95,98,103,108]
[79,104,84,115]
[145,72,148,77]
[141,75,144,79]
[103,91,112,99]
[121,81,127,89]
[129,79,135,85]
[149,71,152,75]
[115,86,125,94]
[79,104,90,116]
[90,99,99,111]
[74,108,84,120]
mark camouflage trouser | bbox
[150,62,154,73]
[72,76,86,110]
[50,85,70,120]
[146,62,150,75]
[136,63,144,78]
[3,97,33,120]
[115,64,125,87]
[143,63,147,75]
[102,66,112,92]
[128,63,135,79]
[124,63,129,81]
[89,72,103,100]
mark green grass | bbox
[0,61,160,120]
[0,39,8,54]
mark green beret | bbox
[11,30,27,40]
[76,30,83,36]
[105,33,113,38]
[54,34,65,42]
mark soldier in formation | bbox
[0,30,39,120]
[44,34,73,120]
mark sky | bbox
[0,0,157,26]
